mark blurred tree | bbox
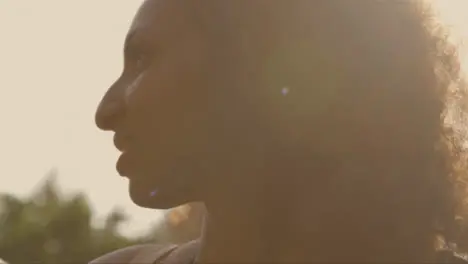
[165,202,205,243]
[0,170,134,264]
[143,202,205,244]
[0,170,204,263]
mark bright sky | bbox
[0,0,467,238]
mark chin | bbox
[128,178,196,209]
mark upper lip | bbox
[113,133,128,152]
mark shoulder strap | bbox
[127,239,201,264]
[129,244,178,264]
[89,244,177,264]
[158,239,202,264]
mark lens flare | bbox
[150,189,158,197]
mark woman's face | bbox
[94,0,225,208]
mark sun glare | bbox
[431,0,468,74]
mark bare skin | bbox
[94,0,456,263]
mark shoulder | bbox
[89,244,176,264]
[436,250,468,264]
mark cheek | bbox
[126,58,205,108]
[125,73,165,138]
[125,65,212,147]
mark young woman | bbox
[92,0,468,263]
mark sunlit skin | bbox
[95,0,219,208]
[95,0,466,263]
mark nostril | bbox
[95,100,125,131]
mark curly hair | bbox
[187,0,468,261]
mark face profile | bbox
[94,0,468,263]
[95,0,222,208]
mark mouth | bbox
[113,133,132,176]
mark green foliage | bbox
[0,171,202,264]
[0,171,134,264]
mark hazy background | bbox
[0,0,467,238]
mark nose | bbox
[95,81,126,131]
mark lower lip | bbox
[116,152,130,177]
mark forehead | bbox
[128,0,194,42]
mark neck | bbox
[197,159,436,263]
